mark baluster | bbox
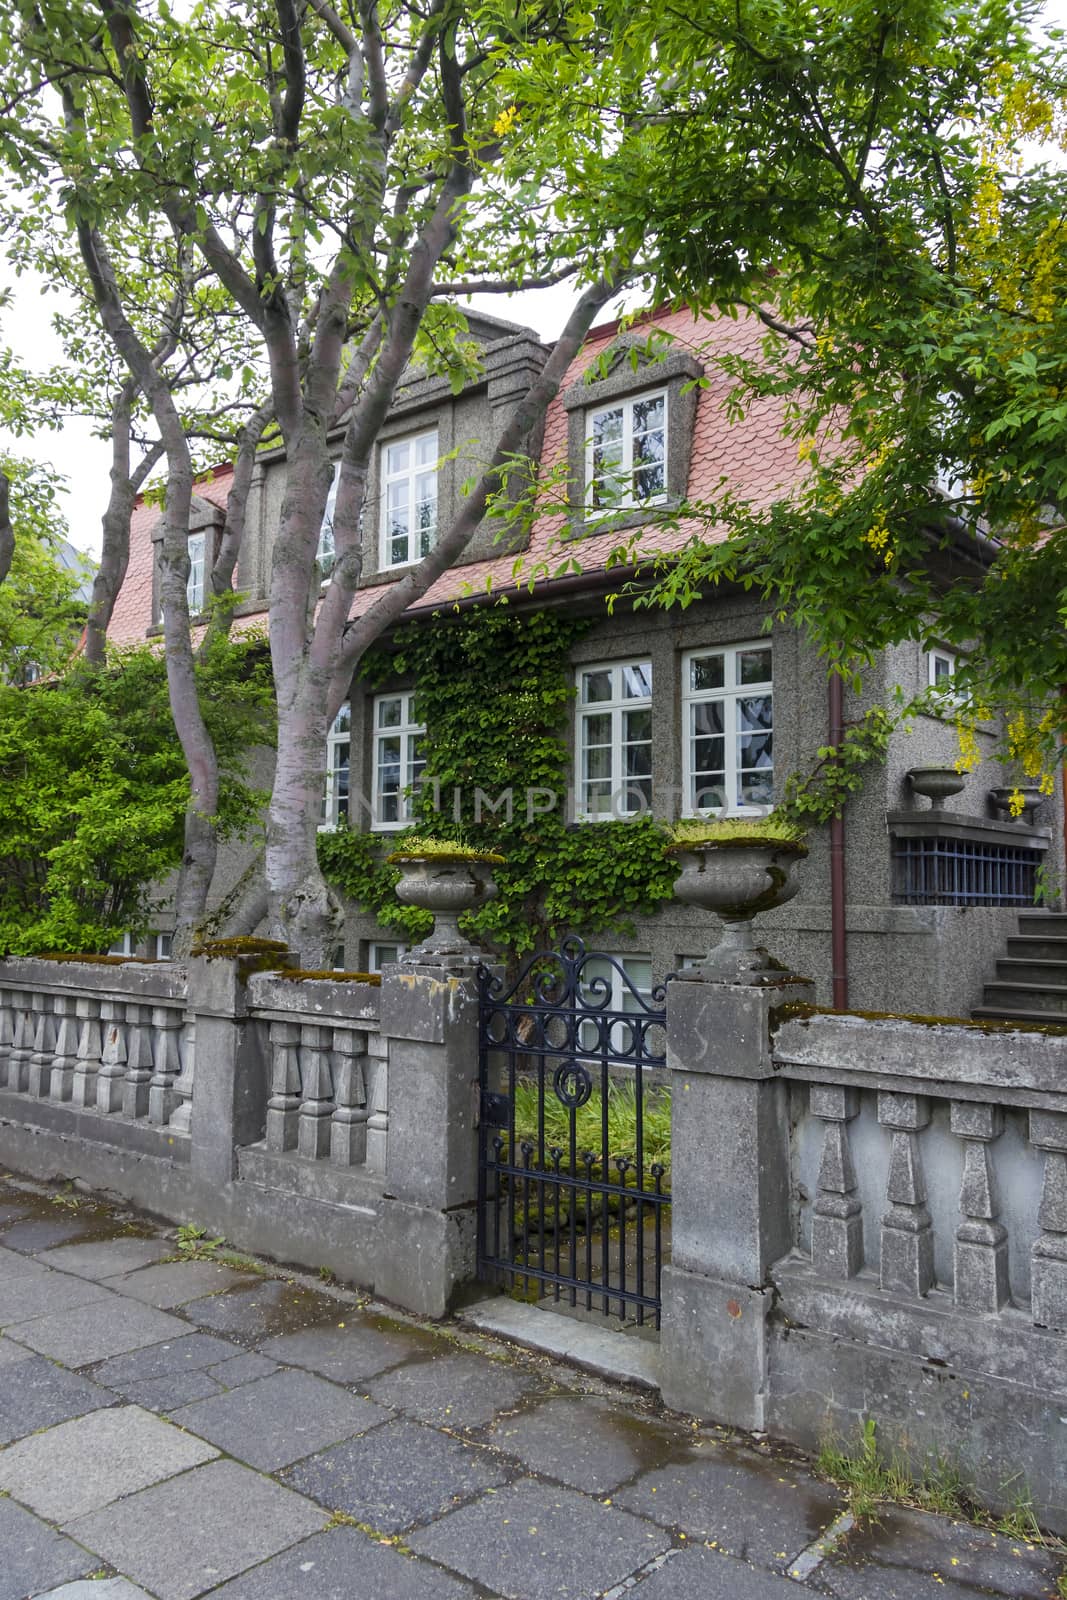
[7,991,31,1092]
[265,1020,301,1151]
[96,999,128,1113]
[122,1003,154,1119]
[331,1028,368,1166]
[297,1025,334,1160]
[1030,1110,1067,1331]
[168,1011,196,1135]
[48,994,78,1102]
[148,1006,183,1125]
[71,996,103,1108]
[951,1102,1009,1312]
[878,1091,934,1297]
[27,996,56,1099]
[809,1085,863,1278]
[364,1036,388,1173]
[0,991,14,1088]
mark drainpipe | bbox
[829,670,849,1009]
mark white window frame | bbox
[681,643,774,817]
[368,941,407,972]
[320,704,352,831]
[586,387,667,514]
[574,659,653,821]
[379,428,439,570]
[578,953,654,1062]
[928,647,957,690]
[187,531,206,613]
[154,933,173,961]
[318,462,340,578]
[108,933,134,957]
[371,690,426,830]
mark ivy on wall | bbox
[316,605,677,959]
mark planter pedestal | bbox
[393,857,498,974]
[671,840,808,984]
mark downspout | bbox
[829,670,849,1009]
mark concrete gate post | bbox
[659,974,814,1430]
[188,948,286,1187]
[376,961,483,1318]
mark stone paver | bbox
[615,1439,845,1569]
[8,1297,191,1366]
[169,1367,389,1470]
[283,1416,509,1532]
[0,1267,117,1324]
[812,1507,1066,1599]
[107,1258,260,1306]
[207,1350,277,1387]
[259,1317,429,1382]
[0,1403,218,1520]
[0,1331,35,1366]
[35,1583,155,1600]
[634,1546,824,1597]
[63,1458,326,1600]
[92,1330,242,1387]
[206,1526,480,1599]
[409,1477,673,1600]
[40,1237,172,1280]
[484,1394,683,1495]
[0,1242,54,1279]
[180,1279,341,1342]
[366,1347,536,1429]
[0,1215,98,1253]
[0,1495,98,1600]
[0,1352,113,1444]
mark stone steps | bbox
[974,913,1067,1024]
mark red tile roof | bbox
[108,306,803,646]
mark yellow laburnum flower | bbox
[492,105,520,138]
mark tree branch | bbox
[0,474,13,588]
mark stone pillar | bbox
[951,1101,1009,1313]
[7,991,31,1092]
[331,1029,369,1166]
[122,1004,154,1120]
[188,949,282,1187]
[878,1091,934,1297]
[265,1020,301,1152]
[297,1025,334,1160]
[148,1006,184,1126]
[659,975,814,1431]
[96,998,128,1113]
[1030,1109,1067,1332]
[377,962,484,1317]
[71,997,103,1109]
[27,996,55,1099]
[810,1084,864,1279]
[48,993,78,1102]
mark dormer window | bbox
[187,532,206,613]
[381,429,438,569]
[318,463,340,577]
[588,390,667,513]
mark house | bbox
[106,307,1065,1018]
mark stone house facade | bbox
[106,306,1063,1016]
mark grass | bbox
[510,1078,671,1172]
[818,1418,1067,1563]
[666,814,806,849]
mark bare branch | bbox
[432,266,579,296]
[356,0,389,130]
[200,398,275,652]
[384,0,448,141]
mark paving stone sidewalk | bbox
[0,1171,1062,1600]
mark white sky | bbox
[3,0,1065,560]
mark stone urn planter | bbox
[907,766,966,810]
[668,829,808,983]
[988,785,1045,825]
[389,845,502,969]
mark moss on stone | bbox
[34,952,139,965]
[190,936,289,959]
[274,969,382,986]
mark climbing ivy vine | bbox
[316,606,678,961]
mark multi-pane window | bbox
[108,933,134,957]
[381,430,438,569]
[155,933,173,961]
[578,954,654,1060]
[321,704,351,830]
[369,941,407,972]
[576,661,653,819]
[187,531,206,613]
[682,644,774,814]
[318,462,340,577]
[928,648,956,690]
[372,691,426,828]
[587,390,666,512]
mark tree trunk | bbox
[0,473,12,588]
[266,688,342,967]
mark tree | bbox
[0,452,90,685]
[576,0,1067,783]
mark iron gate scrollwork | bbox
[476,937,671,1327]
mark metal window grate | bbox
[892,836,1039,907]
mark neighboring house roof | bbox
[55,539,97,605]
[106,305,803,646]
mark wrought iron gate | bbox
[476,938,671,1328]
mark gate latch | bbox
[480,1091,510,1128]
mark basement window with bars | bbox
[892,836,1041,906]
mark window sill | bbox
[562,496,681,543]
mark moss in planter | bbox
[274,969,382,986]
[666,816,807,853]
[386,836,505,867]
